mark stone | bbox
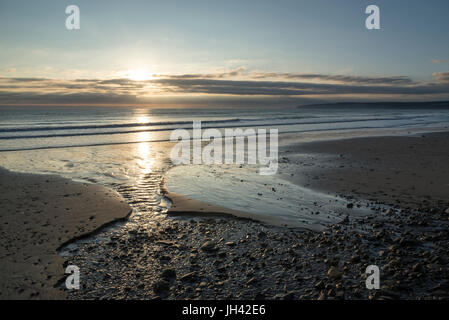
[201,241,218,251]
[153,280,170,294]
[161,268,176,280]
[314,280,325,289]
[179,272,196,282]
[327,267,343,279]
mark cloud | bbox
[156,69,413,85]
[433,72,449,83]
[250,73,414,85]
[432,59,448,64]
[0,91,139,105]
[158,67,247,80]
[6,77,48,82]
[1,70,449,106]
[151,78,448,96]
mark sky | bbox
[0,0,448,107]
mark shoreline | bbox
[1,129,449,300]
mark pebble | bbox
[327,267,343,279]
[161,268,176,280]
[153,280,170,294]
[201,241,218,251]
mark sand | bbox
[0,168,131,299]
[281,131,449,208]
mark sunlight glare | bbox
[127,68,153,81]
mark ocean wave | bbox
[1,122,446,153]
[0,118,242,133]
[0,116,413,140]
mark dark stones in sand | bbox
[201,240,218,251]
[161,268,176,280]
[217,266,227,273]
[327,267,343,279]
[350,255,361,263]
[398,236,418,247]
[258,231,267,239]
[157,240,176,246]
[254,293,266,300]
[153,279,170,294]
[273,291,296,300]
[335,290,345,299]
[314,280,325,289]
[346,203,354,209]
[179,272,197,282]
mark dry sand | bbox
[0,168,131,299]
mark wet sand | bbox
[162,185,326,231]
[0,168,131,299]
[281,131,449,207]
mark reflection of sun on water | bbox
[137,116,150,124]
[136,131,154,174]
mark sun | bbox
[127,68,153,81]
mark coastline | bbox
[1,129,449,300]
[0,167,132,299]
[66,129,449,300]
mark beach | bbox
[0,168,131,299]
[2,129,447,299]
[2,0,449,307]
[283,131,449,208]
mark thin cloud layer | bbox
[0,70,448,106]
[433,72,449,83]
